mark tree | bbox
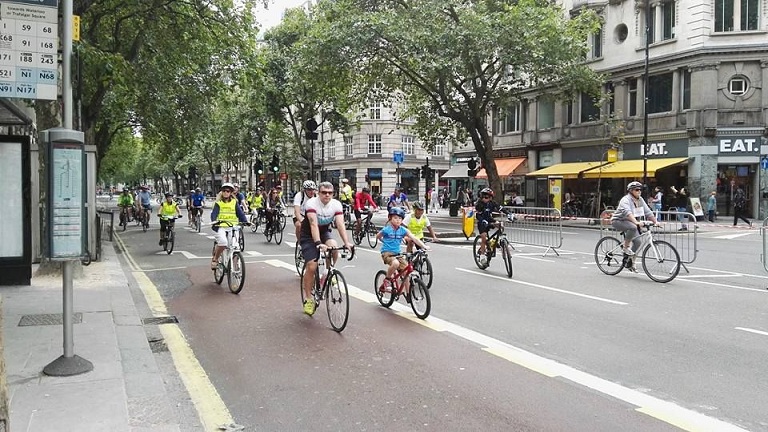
[310,0,603,198]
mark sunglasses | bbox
[631,188,642,192]
[319,190,333,195]
[481,195,491,199]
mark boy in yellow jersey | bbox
[158,192,182,245]
[403,201,438,253]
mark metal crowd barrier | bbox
[761,217,768,273]
[501,206,563,257]
[97,210,114,243]
[598,210,698,270]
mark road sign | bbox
[393,151,404,164]
[279,172,287,180]
[761,157,768,170]
[0,0,60,100]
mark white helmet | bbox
[626,181,643,191]
[341,178,348,183]
[221,183,235,191]
[302,180,317,190]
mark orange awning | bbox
[476,158,527,179]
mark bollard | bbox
[0,295,9,432]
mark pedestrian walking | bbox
[732,185,751,227]
[650,186,663,220]
[706,191,717,222]
[671,186,689,231]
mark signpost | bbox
[393,151,404,187]
[0,0,60,100]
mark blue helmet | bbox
[389,207,405,218]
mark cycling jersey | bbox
[340,185,353,203]
[379,224,408,254]
[300,196,343,238]
[159,201,178,217]
[118,194,133,206]
[191,193,205,207]
[388,192,408,208]
[137,191,152,206]
[403,213,430,239]
[354,192,376,211]
[293,192,313,217]
[474,199,500,225]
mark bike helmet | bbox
[164,192,173,197]
[480,187,494,197]
[412,201,424,210]
[221,182,235,191]
[341,178,348,183]
[388,207,405,218]
[195,187,201,192]
[362,187,370,193]
[626,181,643,191]
[302,180,317,190]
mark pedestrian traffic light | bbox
[254,160,263,175]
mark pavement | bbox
[1,243,189,432]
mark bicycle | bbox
[410,246,433,289]
[302,245,355,332]
[139,206,151,232]
[159,215,182,255]
[211,220,248,294]
[594,220,681,283]
[353,209,378,248]
[295,241,305,276]
[342,203,354,230]
[118,206,131,231]
[472,214,513,278]
[249,208,266,233]
[264,209,284,245]
[190,206,203,233]
[374,252,431,319]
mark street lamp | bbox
[641,0,651,199]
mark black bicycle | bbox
[302,245,355,332]
[472,214,513,278]
[410,247,433,289]
[159,215,182,255]
[353,209,378,248]
[264,209,284,245]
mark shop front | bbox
[475,157,528,203]
[707,132,765,219]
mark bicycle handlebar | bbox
[212,220,250,228]
[158,215,182,220]
[314,245,355,262]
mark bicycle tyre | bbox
[500,238,513,278]
[366,223,378,248]
[594,236,624,276]
[374,270,395,308]
[472,236,490,269]
[265,224,273,243]
[415,255,434,289]
[294,242,305,276]
[353,227,363,245]
[214,249,227,284]
[250,213,258,232]
[279,213,287,230]
[228,251,245,294]
[121,213,127,231]
[195,215,201,233]
[641,240,681,283]
[274,225,283,245]
[238,232,245,251]
[142,214,148,232]
[409,275,431,319]
[162,232,168,251]
[166,229,174,254]
[325,269,349,332]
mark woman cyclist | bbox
[264,188,284,233]
[610,181,659,269]
[210,183,249,269]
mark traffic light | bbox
[467,158,479,177]
[254,160,263,175]
[414,167,421,179]
[270,154,279,173]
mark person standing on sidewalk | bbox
[707,191,717,222]
[733,185,751,227]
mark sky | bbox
[256,0,308,35]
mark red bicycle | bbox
[373,252,431,319]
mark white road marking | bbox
[455,267,628,305]
[676,274,741,279]
[735,327,768,337]
[711,232,753,239]
[676,278,768,293]
[515,255,555,263]
[245,251,263,256]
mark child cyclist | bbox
[377,207,430,300]
[403,201,438,253]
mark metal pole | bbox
[397,162,401,187]
[309,139,315,181]
[642,0,651,199]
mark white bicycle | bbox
[211,221,248,294]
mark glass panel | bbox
[648,72,673,113]
[537,99,554,129]
[580,92,600,123]
[0,142,23,257]
[715,0,734,32]
[682,70,691,109]
[662,2,675,39]
[741,0,759,30]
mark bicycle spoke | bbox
[642,240,681,283]
[326,270,349,332]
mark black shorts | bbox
[477,219,495,234]
[299,233,333,262]
[159,218,175,232]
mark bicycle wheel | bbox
[279,213,287,230]
[195,214,201,233]
[325,270,349,332]
[121,212,127,231]
[500,238,513,278]
[227,251,245,294]
[344,212,352,230]
[472,236,490,269]
[415,256,433,289]
[265,223,273,243]
[142,214,148,232]
[594,236,624,276]
[274,225,283,245]
[214,249,227,284]
[166,229,175,254]
[353,226,363,245]
[162,232,168,251]
[409,275,431,319]
[374,270,395,308]
[294,242,305,276]
[249,213,258,232]
[238,232,245,251]
[642,240,681,283]
[366,223,378,248]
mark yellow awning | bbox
[526,161,608,179]
[582,157,688,179]
[476,158,527,179]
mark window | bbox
[315,141,323,161]
[681,69,691,109]
[327,139,336,158]
[344,136,353,156]
[566,100,574,125]
[716,0,759,31]
[729,76,749,95]
[627,78,638,117]
[580,92,600,123]
[369,101,381,120]
[538,99,555,129]
[650,1,676,42]
[648,72,673,114]
[433,143,446,157]
[402,135,415,155]
[591,25,603,58]
[496,103,521,134]
[605,82,615,116]
[367,134,381,154]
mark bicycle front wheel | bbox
[642,240,681,283]
[594,236,623,276]
[228,251,245,294]
[274,225,283,245]
[353,226,363,245]
[409,275,431,319]
[166,230,175,254]
[374,270,395,308]
[366,223,378,248]
[472,236,490,269]
[415,256,433,289]
[142,215,148,232]
[279,213,287,230]
[195,215,201,233]
[214,248,226,284]
[294,242,305,276]
[250,214,258,232]
[265,224,273,243]
[500,238,513,278]
[238,233,245,251]
[325,270,349,332]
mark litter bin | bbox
[449,200,459,217]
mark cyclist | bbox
[190,187,206,225]
[474,187,501,259]
[353,186,378,236]
[403,201,438,253]
[300,181,354,316]
[158,192,182,246]
[275,184,284,203]
[117,189,134,225]
[377,207,429,301]
[264,187,284,233]
[249,187,265,219]
[387,187,410,212]
[610,181,658,269]
[233,184,249,214]
[293,180,317,240]
[136,186,152,223]
[210,183,249,269]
